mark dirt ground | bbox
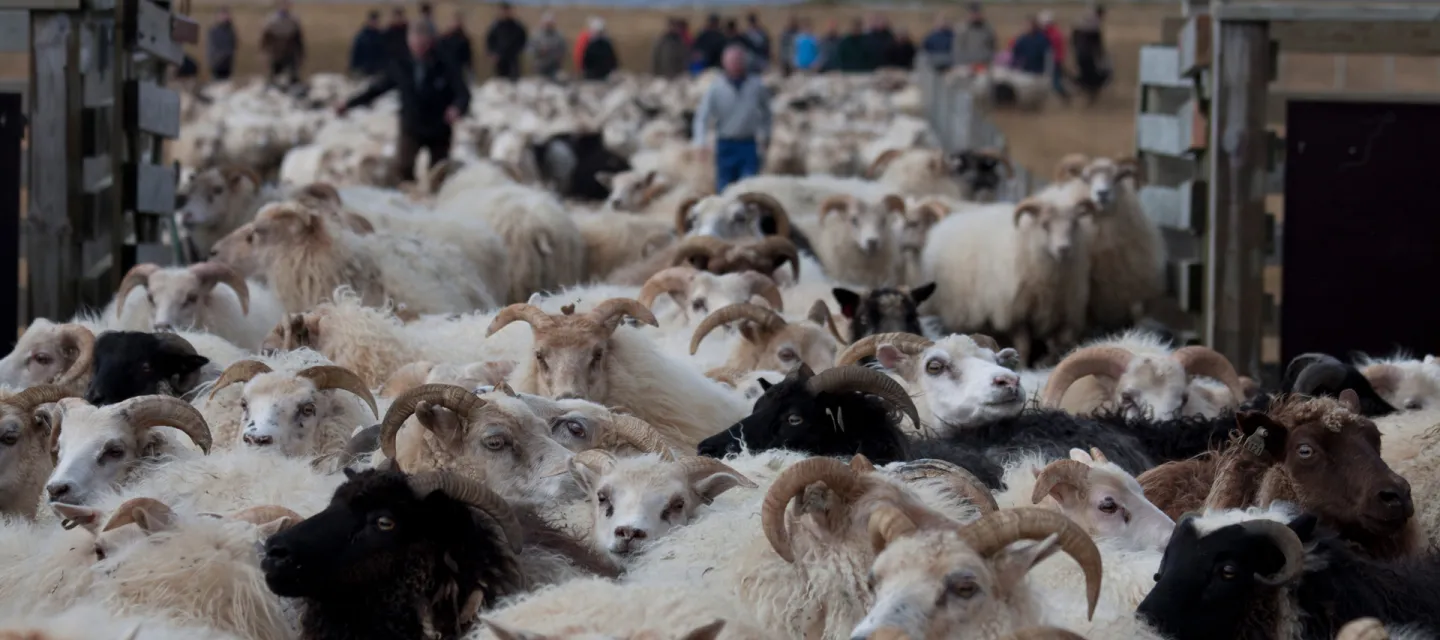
[1,2,1438,173]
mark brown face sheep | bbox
[0,385,81,519]
[688,302,841,373]
[0,320,95,393]
[670,236,801,282]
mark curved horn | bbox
[1172,346,1246,405]
[408,470,525,554]
[101,497,177,533]
[867,503,918,553]
[761,457,867,563]
[1114,157,1145,184]
[1336,618,1389,640]
[189,262,250,315]
[969,333,1001,352]
[601,414,673,456]
[736,192,790,239]
[1031,459,1092,505]
[750,236,800,280]
[837,332,934,367]
[958,508,1103,620]
[208,360,274,400]
[674,196,701,235]
[5,384,79,415]
[297,365,379,418]
[229,505,303,527]
[1000,628,1090,640]
[1013,198,1046,227]
[379,384,484,463]
[806,366,921,432]
[913,200,951,226]
[671,235,731,269]
[817,195,853,224]
[736,272,784,311]
[55,325,96,386]
[868,629,913,640]
[892,459,997,514]
[1238,519,1306,586]
[880,194,907,217]
[1292,356,1349,395]
[120,395,212,454]
[589,297,660,332]
[1040,347,1134,407]
[806,300,847,345]
[638,266,697,309]
[115,263,161,317]
[1055,153,1090,181]
[486,304,556,337]
[867,148,905,178]
[689,303,788,355]
[678,456,757,492]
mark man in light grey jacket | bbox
[693,44,772,192]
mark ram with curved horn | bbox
[1280,352,1397,416]
[675,191,813,256]
[205,359,379,465]
[838,332,1025,434]
[811,194,906,288]
[110,261,285,351]
[503,392,679,458]
[0,320,96,394]
[44,394,212,506]
[671,235,802,282]
[0,384,83,518]
[1022,450,1174,551]
[638,266,784,326]
[1042,334,1248,420]
[489,298,748,450]
[569,449,757,560]
[689,302,840,374]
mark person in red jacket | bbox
[573,24,591,72]
[1039,11,1070,104]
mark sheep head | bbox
[819,194,905,256]
[1031,448,1174,551]
[943,148,1013,201]
[1361,360,1440,411]
[209,221,264,275]
[1077,156,1143,208]
[852,508,1102,639]
[671,235,801,282]
[689,303,839,373]
[897,200,952,254]
[833,284,936,341]
[262,312,323,353]
[677,192,791,240]
[176,166,260,231]
[638,267,783,321]
[84,331,210,407]
[116,262,251,331]
[1041,344,1246,420]
[210,360,377,456]
[1013,196,1097,261]
[511,395,676,457]
[601,169,673,212]
[0,385,80,518]
[840,333,1023,430]
[487,299,658,402]
[379,384,579,501]
[45,395,211,506]
[481,619,728,640]
[0,319,95,391]
[569,451,755,558]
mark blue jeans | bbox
[715,138,760,193]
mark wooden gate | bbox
[1280,98,1440,363]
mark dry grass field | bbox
[1,2,1438,173]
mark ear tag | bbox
[1243,426,1268,457]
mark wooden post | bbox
[27,12,80,322]
[0,93,20,344]
[1206,19,1270,377]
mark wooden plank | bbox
[0,9,27,53]
[81,19,115,108]
[1178,14,1212,77]
[1140,180,1207,233]
[1206,21,1271,378]
[81,154,110,193]
[170,12,197,44]
[1267,89,1440,125]
[1270,20,1440,56]
[1139,46,1191,89]
[27,12,79,322]
[128,81,180,139]
[0,93,21,344]
[0,0,76,9]
[1136,100,1205,157]
[1213,3,1440,23]
[128,162,176,214]
[133,0,181,65]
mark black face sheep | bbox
[1281,352,1397,416]
[1138,510,1440,640]
[261,468,528,640]
[84,331,211,406]
[832,283,937,342]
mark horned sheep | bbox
[205,360,378,469]
[811,194,905,288]
[868,147,1014,202]
[44,394,213,506]
[110,262,284,351]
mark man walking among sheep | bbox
[260,0,304,86]
[693,44,771,193]
[336,21,470,185]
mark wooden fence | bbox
[913,56,1040,202]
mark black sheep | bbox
[1139,512,1440,640]
[534,132,631,201]
[696,365,1004,489]
[262,468,529,640]
[84,331,210,406]
[1281,352,1397,416]
[832,283,936,343]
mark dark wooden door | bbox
[0,93,21,346]
[1282,99,1440,364]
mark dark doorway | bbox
[0,92,21,348]
[1282,99,1440,363]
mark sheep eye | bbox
[31,353,53,366]
[94,545,107,561]
[184,295,198,306]
[692,299,706,312]
[104,446,125,460]
[1296,444,1313,459]
[1153,572,1161,583]
[300,403,316,418]
[240,399,249,412]
[786,414,803,426]
[0,432,17,446]
[563,420,586,438]
[1098,497,1118,514]
[1219,564,1239,580]
[596,490,610,505]
[375,516,395,531]
[535,352,548,368]
[1405,400,1422,410]
[778,348,798,362]
[211,187,223,197]
[945,576,979,600]
[663,498,685,520]
[482,435,507,451]
[592,349,604,364]
[925,360,944,376]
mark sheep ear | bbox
[52,503,105,533]
[995,347,1021,371]
[413,402,467,448]
[692,465,757,504]
[876,345,909,371]
[679,620,727,640]
[567,456,602,494]
[757,378,773,392]
[1235,411,1288,459]
[1069,448,1095,464]
[1337,388,1361,413]
[832,288,860,318]
[910,282,937,305]
[992,533,1061,592]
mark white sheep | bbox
[1058,155,1165,331]
[435,183,587,304]
[43,395,213,506]
[812,194,905,288]
[175,166,277,256]
[110,262,284,351]
[0,319,95,394]
[868,147,1013,202]
[638,266,784,327]
[1040,329,1246,420]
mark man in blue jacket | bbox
[338,22,470,185]
[348,11,387,77]
[1010,16,1053,76]
[692,45,771,192]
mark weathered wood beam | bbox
[1206,20,1271,378]
[0,9,27,53]
[27,12,81,321]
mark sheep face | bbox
[1014,198,1095,262]
[45,396,211,506]
[820,195,902,256]
[687,272,783,317]
[680,193,790,242]
[834,284,936,341]
[210,222,264,275]
[944,150,1011,200]
[689,303,839,373]
[1077,157,1139,208]
[176,167,258,231]
[1362,361,1440,411]
[1044,344,1247,421]
[83,332,210,407]
[116,263,250,333]
[1137,513,1316,640]
[1116,356,1192,420]
[238,375,336,455]
[488,301,659,404]
[601,169,666,212]
[1032,450,1174,551]
[569,452,754,558]
[0,320,94,390]
[882,337,1023,429]
[896,201,950,254]
[0,387,77,517]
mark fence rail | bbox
[913,56,1039,202]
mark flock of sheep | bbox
[2,65,1439,640]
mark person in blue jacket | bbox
[348,11,387,77]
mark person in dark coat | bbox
[348,11,387,77]
[581,18,618,81]
[206,6,238,81]
[1010,17,1053,76]
[438,10,474,77]
[836,18,872,72]
[259,0,304,86]
[383,8,409,59]
[485,1,528,81]
[692,13,727,69]
[886,29,917,69]
[864,14,895,68]
[742,12,771,72]
[817,20,841,71]
[920,14,954,71]
[338,21,470,185]
[1071,5,1111,104]
[652,18,688,78]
